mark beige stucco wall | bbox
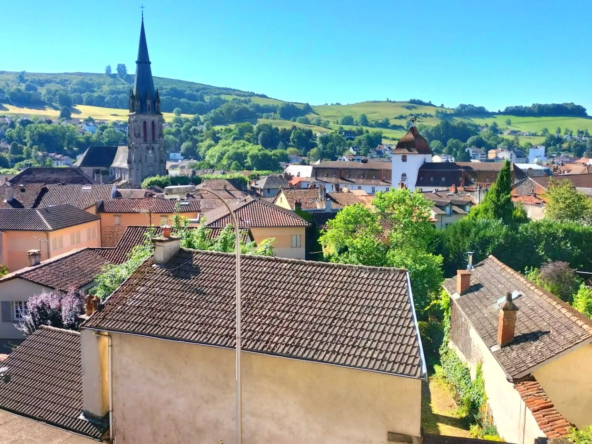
[0,220,101,272]
[250,226,306,259]
[109,333,422,444]
[0,278,51,339]
[432,212,467,229]
[450,301,545,444]
[533,343,592,428]
[273,192,292,210]
[523,204,545,221]
[99,212,198,228]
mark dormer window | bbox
[402,155,407,162]
[401,173,407,182]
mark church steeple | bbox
[132,16,159,114]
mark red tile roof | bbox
[512,195,544,205]
[0,205,99,231]
[203,197,309,228]
[514,380,572,438]
[99,198,201,213]
[83,249,424,378]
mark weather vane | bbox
[141,3,145,19]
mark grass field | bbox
[312,101,448,122]
[0,104,192,121]
[465,114,592,133]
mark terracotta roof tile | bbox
[83,250,424,378]
[393,126,432,155]
[101,225,128,248]
[99,198,201,213]
[7,167,96,185]
[512,195,544,205]
[203,197,309,228]
[0,327,106,439]
[0,205,99,231]
[443,256,592,380]
[515,380,572,438]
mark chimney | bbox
[497,292,519,347]
[5,185,14,203]
[318,185,326,201]
[294,199,302,211]
[153,234,181,266]
[456,270,471,295]
[27,249,41,267]
[325,198,332,212]
[467,252,474,271]
[449,184,457,194]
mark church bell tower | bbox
[128,16,165,187]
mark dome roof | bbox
[393,126,432,155]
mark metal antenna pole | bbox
[200,189,242,444]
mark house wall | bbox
[109,333,422,444]
[0,220,101,272]
[250,227,306,259]
[449,301,545,444]
[392,153,431,191]
[273,192,292,211]
[533,343,592,428]
[523,204,545,221]
[99,212,199,228]
[0,278,51,339]
[335,183,390,194]
[432,213,467,229]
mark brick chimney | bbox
[27,250,41,267]
[497,292,519,347]
[153,233,181,266]
[449,184,457,193]
[456,270,471,295]
[294,199,302,211]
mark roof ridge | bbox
[488,255,592,335]
[181,247,408,273]
[35,207,52,230]
[38,325,81,336]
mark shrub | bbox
[526,261,581,304]
[0,264,8,277]
[569,425,592,444]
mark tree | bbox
[468,160,524,225]
[545,179,592,224]
[105,65,112,75]
[505,119,512,126]
[173,108,182,116]
[17,71,26,84]
[16,288,86,336]
[359,114,369,126]
[59,107,72,119]
[340,115,355,125]
[116,64,127,78]
[573,284,592,319]
[526,261,581,304]
[321,189,444,316]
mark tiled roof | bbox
[327,191,368,207]
[203,197,309,228]
[533,173,592,189]
[83,249,424,378]
[74,146,118,168]
[512,195,544,205]
[277,189,324,210]
[253,175,289,189]
[313,161,392,170]
[116,188,149,198]
[0,205,99,231]
[101,225,128,247]
[0,184,114,210]
[312,212,337,230]
[0,249,111,290]
[196,179,244,191]
[98,198,201,213]
[514,380,572,438]
[443,256,592,380]
[8,167,96,185]
[421,191,474,207]
[0,327,106,439]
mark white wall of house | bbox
[109,333,422,444]
[449,301,545,444]
[391,153,430,191]
[324,182,390,194]
[0,279,51,339]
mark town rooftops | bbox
[203,196,309,228]
[0,204,99,231]
[74,146,119,168]
[443,256,592,381]
[7,167,96,185]
[533,173,592,189]
[393,126,432,155]
[98,198,202,213]
[83,249,425,379]
[0,326,107,439]
[0,183,115,210]
[313,160,392,170]
[196,179,245,191]
[253,175,289,190]
[421,191,474,208]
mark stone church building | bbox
[75,18,166,187]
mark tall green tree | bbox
[545,179,592,224]
[468,160,525,224]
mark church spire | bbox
[132,15,158,114]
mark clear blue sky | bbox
[3,0,592,111]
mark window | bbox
[160,215,168,226]
[12,301,28,322]
[143,121,147,142]
[401,173,407,182]
[402,155,407,162]
[114,215,121,226]
[152,121,156,141]
[70,231,81,245]
[51,236,63,252]
[87,226,97,241]
[358,186,361,190]
[291,234,302,248]
[386,187,390,192]
[371,187,375,193]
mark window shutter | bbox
[1,301,11,323]
[70,232,75,245]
